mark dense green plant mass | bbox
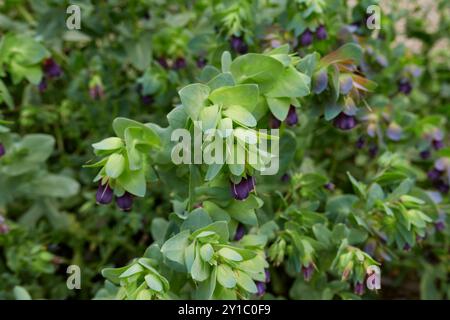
[0,0,448,300]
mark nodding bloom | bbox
[302,263,314,282]
[116,192,133,212]
[354,282,365,296]
[0,143,5,158]
[315,25,327,40]
[234,224,246,241]
[435,220,446,233]
[398,78,412,95]
[285,106,298,126]
[333,112,357,131]
[96,182,114,205]
[38,78,47,92]
[386,122,403,141]
[427,168,443,182]
[157,56,169,69]
[173,57,186,70]
[419,149,431,160]
[43,58,62,78]
[300,29,313,46]
[230,35,248,55]
[436,181,449,194]
[324,182,335,191]
[256,282,266,296]
[355,136,365,149]
[89,84,104,100]
[431,129,444,150]
[196,57,207,68]
[231,176,255,201]
[269,114,281,129]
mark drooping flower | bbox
[96,182,114,205]
[419,149,431,160]
[38,78,48,92]
[315,25,327,40]
[355,136,365,149]
[196,57,207,68]
[427,168,443,182]
[173,57,187,70]
[333,112,357,131]
[435,181,449,194]
[230,35,248,55]
[435,220,446,233]
[256,282,266,296]
[300,29,313,46]
[431,130,444,150]
[302,263,314,282]
[0,143,5,158]
[403,243,411,251]
[89,84,104,100]
[141,95,154,106]
[43,58,62,78]
[354,282,365,295]
[285,106,298,126]
[324,182,335,191]
[398,78,412,95]
[0,223,9,235]
[231,176,255,201]
[368,144,379,158]
[157,56,169,69]
[269,114,281,129]
[234,224,246,241]
[116,192,134,211]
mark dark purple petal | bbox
[313,69,328,94]
[231,176,255,201]
[368,144,378,158]
[432,139,444,150]
[285,106,298,126]
[398,79,412,95]
[281,173,291,183]
[96,182,114,205]
[300,29,313,46]
[403,243,411,251]
[141,95,154,106]
[324,182,335,191]
[435,180,449,194]
[333,112,357,131]
[157,56,169,69]
[234,224,246,241]
[355,136,365,149]
[427,168,443,182]
[315,25,327,40]
[256,282,266,296]
[435,220,445,232]
[43,58,62,78]
[116,192,133,211]
[0,143,5,158]
[269,114,281,129]
[230,36,248,54]
[38,78,47,92]
[354,282,365,295]
[302,263,314,282]
[89,84,104,100]
[264,269,271,283]
[419,149,431,160]
[173,57,186,70]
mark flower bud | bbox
[116,192,133,211]
[285,106,298,126]
[269,114,281,129]
[419,149,430,160]
[256,282,266,296]
[435,220,445,233]
[173,57,186,70]
[333,112,357,130]
[387,122,403,141]
[38,78,47,92]
[315,25,327,40]
[96,182,113,205]
[398,78,412,95]
[355,136,365,149]
[231,176,255,201]
[234,224,246,241]
[302,263,314,282]
[89,84,104,100]
[324,182,335,191]
[354,282,365,295]
[230,35,248,54]
[43,58,62,78]
[300,29,313,46]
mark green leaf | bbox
[266,97,291,121]
[209,84,259,111]
[218,248,243,261]
[191,246,210,281]
[13,286,32,300]
[200,243,214,262]
[145,273,163,292]
[217,264,236,288]
[221,51,232,73]
[222,105,257,127]
[105,153,125,179]
[318,43,363,69]
[92,137,124,151]
[112,118,160,146]
[0,79,13,109]
[178,83,211,121]
[266,66,310,98]
[117,166,146,197]
[161,230,190,265]
[235,271,257,294]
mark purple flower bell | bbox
[141,95,154,106]
[354,282,365,296]
[231,176,255,201]
[302,263,314,282]
[116,192,133,211]
[96,182,114,205]
[435,181,449,194]
[398,79,412,95]
[435,220,446,233]
[256,282,266,296]
[427,168,443,182]
[356,136,365,149]
[43,58,62,78]
[230,35,248,55]
[157,56,169,69]
[269,114,281,129]
[300,29,313,46]
[0,143,5,158]
[315,25,327,40]
[285,106,298,126]
[234,224,246,241]
[38,78,48,92]
[173,57,186,70]
[419,149,431,160]
[333,112,357,131]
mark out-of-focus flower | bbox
[354,282,365,295]
[302,263,314,282]
[173,57,186,70]
[300,29,313,46]
[0,143,5,158]
[333,112,357,130]
[43,58,62,78]
[386,122,403,141]
[315,25,327,40]
[398,78,412,95]
[230,35,248,54]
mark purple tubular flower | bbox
[231,176,255,201]
[313,69,328,94]
[285,106,298,126]
[173,57,186,70]
[300,29,313,46]
[43,58,62,78]
[302,263,314,282]
[256,282,266,296]
[269,114,281,129]
[38,78,47,92]
[435,181,449,194]
[427,168,443,182]
[230,35,248,55]
[420,150,431,160]
[0,143,5,158]
[435,220,445,232]
[368,144,378,158]
[116,192,133,211]
[432,139,444,150]
[0,223,9,235]
[96,182,114,205]
[403,243,411,251]
[356,136,365,149]
[234,224,246,241]
[157,56,169,69]
[398,79,412,95]
[315,25,327,40]
[354,282,365,296]
[333,112,357,130]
